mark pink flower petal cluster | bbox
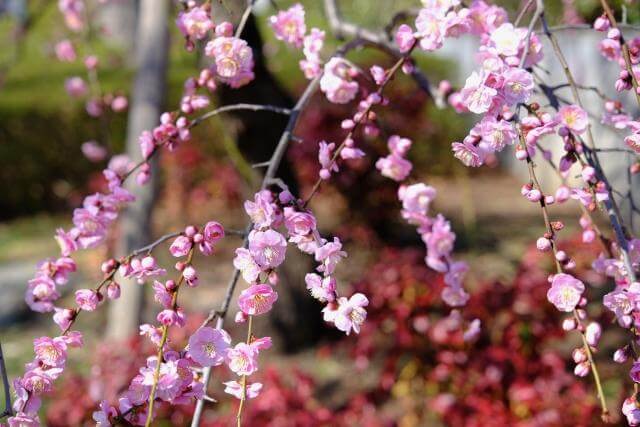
[269,3,306,48]
[176,5,214,43]
[376,135,413,181]
[546,273,585,312]
[205,35,255,88]
[187,327,231,367]
[320,58,359,104]
[58,0,84,32]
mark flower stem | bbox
[145,248,194,427]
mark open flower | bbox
[238,284,278,316]
[546,273,585,312]
[188,327,231,367]
[226,343,259,376]
[248,229,287,269]
[224,381,263,400]
[330,293,368,335]
[557,105,588,134]
[269,3,306,48]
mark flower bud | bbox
[585,322,602,347]
[594,15,610,32]
[572,348,587,363]
[562,318,577,331]
[614,347,630,363]
[536,237,552,252]
[574,361,590,377]
[106,282,121,300]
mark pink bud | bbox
[614,347,629,363]
[165,279,177,291]
[536,237,552,252]
[572,348,587,363]
[555,185,571,203]
[526,189,542,202]
[268,271,279,286]
[235,311,247,323]
[141,256,156,269]
[215,21,233,37]
[582,229,596,243]
[607,28,621,40]
[555,251,568,262]
[279,190,294,204]
[594,15,610,32]
[515,149,528,160]
[585,322,602,347]
[581,166,596,183]
[84,55,99,70]
[574,361,590,377]
[185,226,197,237]
[544,195,555,205]
[107,282,121,299]
[562,318,577,331]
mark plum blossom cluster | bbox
[594,15,640,95]
[269,3,325,80]
[375,134,471,309]
[176,1,214,50]
[269,3,365,105]
[25,156,137,314]
[546,273,604,379]
[392,1,542,168]
[177,18,255,117]
[89,221,226,425]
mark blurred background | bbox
[1,0,639,425]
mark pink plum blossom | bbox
[55,39,76,62]
[376,154,413,181]
[65,76,87,98]
[226,343,259,376]
[460,71,497,114]
[170,235,193,257]
[224,380,263,400]
[81,141,107,162]
[320,58,359,104]
[244,191,277,229]
[176,6,214,40]
[546,273,585,312]
[248,229,287,269]
[187,327,231,367]
[33,336,67,368]
[205,37,255,88]
[395,24,415,53]
[238,284,278,316]
[269,3,306,48]
[92,400,117,426]
[233,248,261,283]
[305,273,337,302]
[314,237,347,275]
[328,293,368,335]
[557,105,588,134]
[75,289,99,311]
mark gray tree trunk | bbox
[95,0,138,56]
[106,0,169,339]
